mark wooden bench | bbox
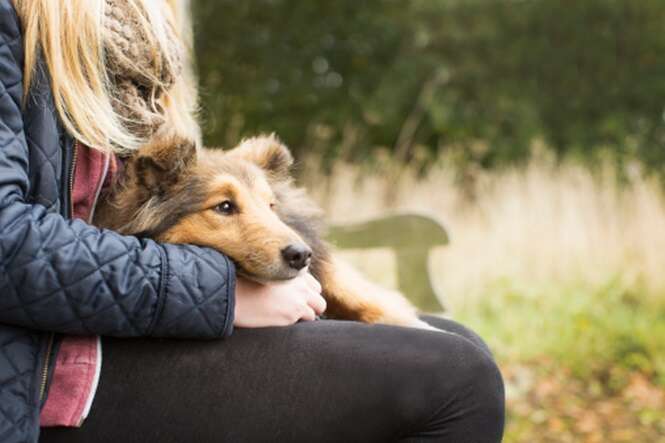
[327,213,449,312]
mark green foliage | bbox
[193,0,665,172]
[455,277,665,388]
[456,276,665,441]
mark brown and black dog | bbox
[94,134,432,329]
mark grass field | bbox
[303,156,665,442]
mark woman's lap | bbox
[40,317,504,443]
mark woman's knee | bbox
[429,337,505,442]
[459,342,505,428]
[401,331,505,442]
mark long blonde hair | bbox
[14,0,200,154]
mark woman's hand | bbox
[233,273,326,328]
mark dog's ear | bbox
[133,135,197,194]
[229,134,293,178]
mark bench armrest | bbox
[327,213,449,312]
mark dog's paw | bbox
[409,318,465,336]
[394,317,441,332]
[401,318,441,332]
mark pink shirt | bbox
[40,143,117,427]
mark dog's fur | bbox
[94,134,430,329]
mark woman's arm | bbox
[0,2,235,338]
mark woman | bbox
[0,1,504,442]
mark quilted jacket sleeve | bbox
[0,2,235,338]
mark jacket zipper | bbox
[69,140,79,215]
[39,140,79,403]
[38,330,55,402]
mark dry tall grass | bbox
[302,156,665,311]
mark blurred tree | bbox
[193,0,665,173]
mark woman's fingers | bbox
[299,273,326,315]
[300,274,326,315]
[304,272,322,294]
[308,291,327,315]
[299,305,317,322]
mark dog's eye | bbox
[269,202,276,210]
[215,200,236,215]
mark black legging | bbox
[39,316,504,443]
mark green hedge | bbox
[193,0,665,173]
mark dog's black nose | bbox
[281,244,312,270]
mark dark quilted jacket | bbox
[0,2,236,442]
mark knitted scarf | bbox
[103,0,183,139]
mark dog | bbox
[93,134,433,329]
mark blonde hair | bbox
[14,0,200,154]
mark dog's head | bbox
[126,134,312,282]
